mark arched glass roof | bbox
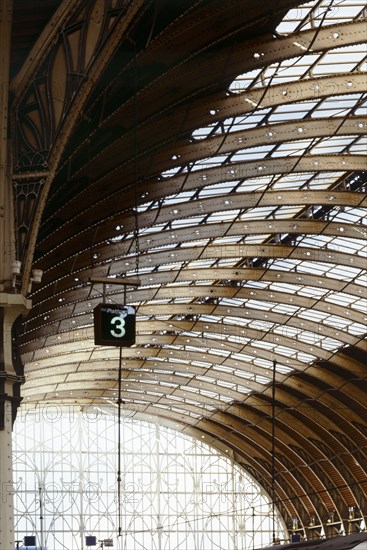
[22,0,366,411]
[12,0,366,534]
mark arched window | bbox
[13,407,286,549]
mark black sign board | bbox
[23,537,37,546]
[94,304,136,347]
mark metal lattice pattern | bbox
[13,408,286,549]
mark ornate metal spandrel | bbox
[13,0,130,172]
[13,177,45,263]
[12,0,131,269]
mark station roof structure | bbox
[6,0,367,536]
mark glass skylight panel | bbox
[170,215,206,228]
[240,207,275,220]
[325,292,362,308]
[229,68,262,93]
[272,141,314,157]
[273,343,299,357]
[274,206,303,219]
[348,322,367,335]
[192,123,217,140]
[245,300,276,311]
[257,327,287,346]
[198,181,237,197]
[216,258,241,268]
[163,191,196,204]
[234,369,253,380]
[276,6,313,34]
[354,272,367,288]
[215,379,239,391]
[207,209,240,223]
[323,314,353,330]
[263,55,320,83]
[225,110,271,130]
[316,45,367,74]
[297,261,334,276]
[186,259,217,269]
[270,258,301,271]
[161,165,184,178]
[231,145,274,162]
[140,223,166,235]
[272,173,312,190]
[255,374,271,385]
[297,286,329,299]
[331,207,366,225]
[326,264,363,281]
[351,297,367,313]
[296,234,332,249]
[297,350,318,362]
[223,113,272,132]
[236,176,276,192]
[208,347,231,359]
[248,320,274,332]
[252,340,274,351]
[312,94,364,117]
[180,239,209,249]
[212,235,242,246]
[242,234,272,244]
[190,154,228,170]
[243,281,270,290]
[223,316,250,328]
[220,297,245,308]
[311,136,358,155]
[330,236,366,255]
[312,61,360,77]
[275,363,294,374]
[355,100,367,115]
[278,2,366,38]
[298,308,330,323]
[268,282,301,293]
[232,352,255,364]
[349,136,367,154]
[271,303,300,315]
[268,107,309,124]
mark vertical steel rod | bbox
[39,485,44,550]
[117,345,123,538]
[272,359,276,544]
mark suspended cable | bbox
[272,358,277,544]
[117,344,123,538]
[133,39,140,278]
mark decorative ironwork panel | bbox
[13,178,45,263]
[12,0,132,267]
[13,407,286,549]
[14,0,129,172]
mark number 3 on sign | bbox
[94,304,135,346]
[110,316,126,337]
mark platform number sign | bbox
[94,304,136,347]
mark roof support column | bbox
[0,0,16,293]
[0,399,15,550]
[0,297,30,550]
[0,3,19,547]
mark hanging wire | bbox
[272,359,277,544]
[117,344,123,538]
[133,39,140,277]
